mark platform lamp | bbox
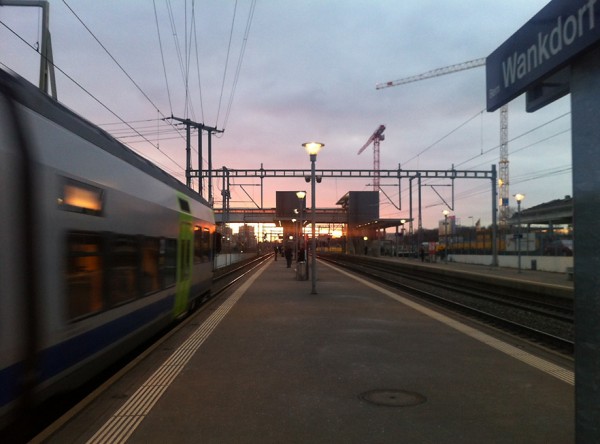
[302,142,324,294]
[400,219,406,256]
[515,193,525,273]
[296,191,307,278]
[291,218,297,261]
[442,209,449,263]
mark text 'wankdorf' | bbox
[501,0,597,89]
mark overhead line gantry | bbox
[198,165,499,266]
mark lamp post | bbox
[302,142,324,294]
[291,218,297,261]
[400,219,406,256]
[442,210,449,263]
[515,193,525,273]
[296,191,307,279]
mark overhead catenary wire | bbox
[192,3,205,123]
[153,0,173,115]
[222,0,256,129]
[455,111,571,169]
[464,127,571,171]
[0,20,175,160]
[60,1,187,171]
[402,109,485,166]
[165,0,195,122]
[62,1,163,118]
[385,112,573,214]
[215,0,238,127]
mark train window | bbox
[194,226,202,263]
[160,238,177,288]
[178,197,191,213]
[141,238,160,295]
[202,228,211,260]
[107,235,139,306]
[59,177,104,216]
[66,232,104,320]
[194,226,211,263]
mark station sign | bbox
[486,0,600,112]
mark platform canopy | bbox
[508,196,572,226]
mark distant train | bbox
[0,67,216,428]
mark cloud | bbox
[1,0,569,228]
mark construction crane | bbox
[358,124,386,191]
[377,58,510,225]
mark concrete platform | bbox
[45,258,574,444]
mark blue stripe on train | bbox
[0,294,174,407]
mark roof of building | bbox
[509,195,572,225]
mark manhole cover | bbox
[359,389,426,407]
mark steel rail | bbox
[320,255,574,356]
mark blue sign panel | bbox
[487,0,600,111]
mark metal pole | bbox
[517,200,522,273]
[185,122,191,188]
[260,163,264,209]
[310,154,317,294]
[417,174,422,249]
[445,214,449,264]
[208,130,213,205]
[491,164,498,266]
[398,163,402,211]
[198,128,203,197]
[299,196,307,279]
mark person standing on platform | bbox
[297,247,305,262]
[284,245,293,268]
[420,247,425,262]
[273,244,278,261]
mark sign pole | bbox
[572,44,600,444]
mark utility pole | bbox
[167,116,223,204]
[1,0,57,99]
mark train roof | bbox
[0,67,210,208]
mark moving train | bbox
[0,67,216,429]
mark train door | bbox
[174,196,193,317]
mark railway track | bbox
[320,253,574,356]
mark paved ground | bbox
[47,258,574,444]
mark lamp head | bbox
[296,191,306,199]
[302,142,324,156]
[515,193,525,203]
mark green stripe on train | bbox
[174,193,193,317]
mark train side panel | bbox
[0,87,30,426]
[0,68,215,426]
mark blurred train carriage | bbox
[0,67,217,429]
